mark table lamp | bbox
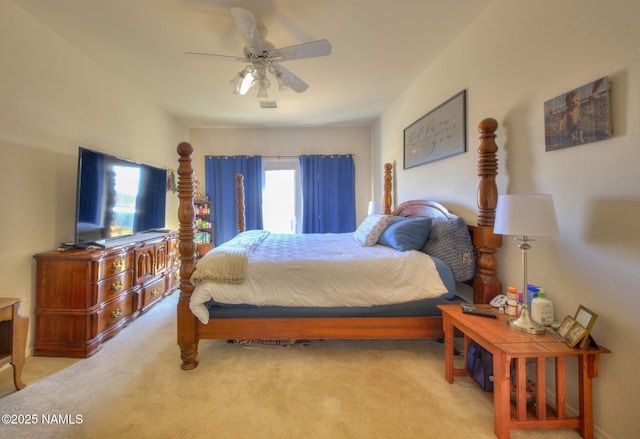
[368,201,382,215]
[494,194,559,334]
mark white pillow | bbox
[353,214,393,246]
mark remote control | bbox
[461,304,497,318]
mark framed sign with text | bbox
[404,90,467,169]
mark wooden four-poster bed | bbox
[176,118,503,370]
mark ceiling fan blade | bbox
[272,64,309,93]
[230,7,263,56]
[271,39,332,62]
[184,51,248,62]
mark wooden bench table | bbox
[438,304,610,439]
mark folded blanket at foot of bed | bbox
[190,230,270,285]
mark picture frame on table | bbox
[403,90,467,169]
[564,321,588,348]
[556,305,598,348]
[574,305,598,348]
[556,316,577,339]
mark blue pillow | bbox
[422,216,475,281]
[378,217,433,251]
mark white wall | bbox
[375,0,639,437]
[189,126,373,223]
[0,3,187,348]
[4,0,637,435]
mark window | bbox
[262,158,301,233]
[112,165,140,235]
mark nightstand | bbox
[0,298,29,390]
[438,303,610,439]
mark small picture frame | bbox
[556,315,576,339]
[555,305,598,348]
[564,322,588,348]
[574,305,598,348]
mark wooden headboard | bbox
[392,200,454,220]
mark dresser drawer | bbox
[97,294,135,335]
[141,277,166,310]
[95,269,134,304]
[155,242,169,275]
[97,252,133,281]
[166,267,180,294]
[167,236,178,254]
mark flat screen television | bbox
[74,147,167,245]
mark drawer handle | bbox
[150,288,160,298]
[110,281,123,291]
[111,308,122,319]
[111,259,124,272]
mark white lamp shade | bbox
[494,194,559,237]
[368,201,382,215]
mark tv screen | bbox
[75,147,167,245]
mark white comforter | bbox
[190,231,448,323]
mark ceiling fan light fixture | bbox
[231,68,254,95]
[271,67,289,91]
[205,7,331,99]
[256,79,270,99]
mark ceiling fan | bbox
[186,7,332,99]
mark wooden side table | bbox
[438,304,610,439]
[0,298,29,390]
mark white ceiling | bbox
[14,0,491,128]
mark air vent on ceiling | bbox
[259,101,278,109]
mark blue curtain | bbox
[205,156,263,246]
[299,155,356,233]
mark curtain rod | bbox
[208,154,355,159]
[262,154,355,158]
[262,155,299,159]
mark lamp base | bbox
[509,308,546,334]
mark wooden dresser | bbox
[33,231,179,358]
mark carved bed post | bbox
[177,142,199,370]
[236,174,246,233]
[474,118,503,303]
[383,163,392,214]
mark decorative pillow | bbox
[378,217,432,251]
[353,214,393,246]
[422,216,475,281]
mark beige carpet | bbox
[0,293,582,439]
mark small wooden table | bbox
[0,298,29,390]
[437,304,610,439]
